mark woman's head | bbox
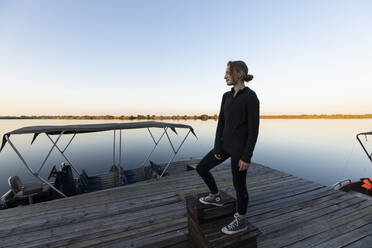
[224,60,253,85]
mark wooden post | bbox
[185,191,261,248]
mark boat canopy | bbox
[1,121,196,152]
[358,131,372,136]
[0,121,197,198]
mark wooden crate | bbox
[188,215,260,248]
[185,190,261,248]
[185,191,236,225]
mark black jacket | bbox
[214,86,260,163]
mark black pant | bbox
[196,148,249,215]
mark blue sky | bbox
[0,0,371,116]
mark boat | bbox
[333,131,372,197]
[0,121,198,209]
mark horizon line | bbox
[0,114,371,120]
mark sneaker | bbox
[233,212,246,219]
[199,193,224,207]
[221,214,248,235]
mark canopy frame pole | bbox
[46,134,80,176]
[118,129,123,185]
[62,133,76,153]
[140,127,167,168]
[160,129,191,177]
[357,133,372,163]
[112,130,119,186]
[119,130,122,167]
[165,128,176,154]
[4,135,67,198]
[36,132,64,174]
[113,130,116,166]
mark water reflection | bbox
[255,119,372,187]
[0,119,371,195]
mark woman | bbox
[196,60,260,235]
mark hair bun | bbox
[245,74,254,82]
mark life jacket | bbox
[361,178,372,190]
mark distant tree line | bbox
[0,114,371,120]
[0,114,218,120]
[260,114,372,119]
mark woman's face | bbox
[224,66,234,85]
[224,65,242,85]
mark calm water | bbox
[0,119,371,195]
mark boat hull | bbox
[340,180,372,197]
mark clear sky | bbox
[0,0,371,116]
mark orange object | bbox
[361,178,372,190]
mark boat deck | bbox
[1,160,372,248]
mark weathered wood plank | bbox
[0,191,180,226]
[126,225,188,248]
[0,195,183,240]
[311,221,372,248]
[285,204,372,247]
[10,211,187,248]
[249,189,354,224]
[255,192,358,228]
[341,233,372,248]
[258,199,372,248]
[1,202,186,247]
[246,187,334,213]
[53,217,187,248]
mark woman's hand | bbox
[238,160,251,171]
[214,154,222,160]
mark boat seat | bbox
[8,176,50,203]
[82,169,100,180]
[150,161,169,176]
[23,184,44,195]
[8,176,23,194]
[79,170,101,191]
[123,170,139,184]
[124,170,136,176]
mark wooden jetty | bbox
[1,160,372,247]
